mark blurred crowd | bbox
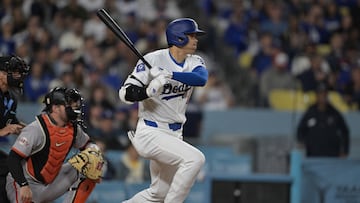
[0,2,358,112]
[1,0,360,111]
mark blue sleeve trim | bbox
[172,66,208,86]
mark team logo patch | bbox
[197,57,205,65]
[18,137,29,146]
[136,63,145,72]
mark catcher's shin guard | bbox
[71,178,96,203]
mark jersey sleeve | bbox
[124,59,152,87]
[11,122,44,158]
[189,55,206,71]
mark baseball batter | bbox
[6,87,102,203]
[119,18,208,203]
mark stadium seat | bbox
[316,44,331,56]
[269,89,350,112]
[238,52,253,69]
[268,89,315,111]
[328,91,350,112]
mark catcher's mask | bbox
[0,55,30,92]
[43,87,85,126]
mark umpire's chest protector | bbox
[26,114,75,184]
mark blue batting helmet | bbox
[166,18,205,47]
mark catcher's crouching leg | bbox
[66,147,105,202]
[70,178,96,203]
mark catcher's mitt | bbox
[68,147,105,180]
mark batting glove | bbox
[150,67,172,79]
[146,75,168,97]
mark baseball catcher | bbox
[6,87,103,203]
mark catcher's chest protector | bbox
[28,115,75,184]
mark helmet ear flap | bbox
[166,18,205,47]
[43,87,67,111]
[176,35,189,46]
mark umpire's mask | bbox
[0,56,30,91]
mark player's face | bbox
[59,105,69,122]
[182,33,198,54]
[0,71,7,91]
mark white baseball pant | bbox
[123,119,205,203]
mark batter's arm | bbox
[119,83,149,103]
[172,66,208,86]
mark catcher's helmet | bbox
[166,18,205,47]
[43,87,85,124]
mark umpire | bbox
[0,55,30,203]
[297,82,350,157]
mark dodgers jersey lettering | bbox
[125,48,206,124]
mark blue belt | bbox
[144,119,182,131]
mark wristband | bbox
[20,181,29,187]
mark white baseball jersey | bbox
[124,48,206,124]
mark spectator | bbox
[78,0,105,13]
[259,51,298,106]
[46,10,67,40]
[23,60,52,102]
[92,108,127,150]
[29,0,59,27]
[52,48,75,78]
[61,0,88,21]
[297,54,330,92]
[323,1,342,33]
[0,15,16,55]
[222,1,249,56]
[283,14,308,58]
[299,4,330,44]
[70,58,89,96]
[83,11,106,43]
[58,16,85,58]
[193,69,235,110]
[297,82,350,157]
[290,43,314,77]
[11,6,27,35]
[343,66,360,109]
[259,1,288,40]
[48,69,75,90]
[251,32,276,77]
[116,141,150,184]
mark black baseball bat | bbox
[96,8,152,69]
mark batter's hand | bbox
[150,67,172,79]
[146,75,168,97]
[20,185,32,203]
